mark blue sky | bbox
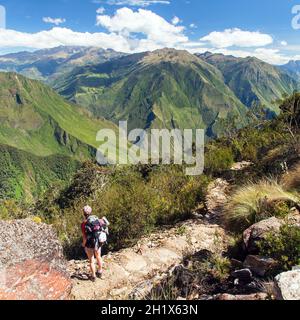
[0,0,299,64]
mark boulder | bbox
[230,259,244,270]
[243,217,283,254]
[243,255,278,277]
[274,270,300,300]
[287,210,300,227]
[0,219,72,300]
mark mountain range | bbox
[53,48,300,135]
[1,46,300,199]
[55,48,250,136]
[280,60,300,81]
[0,46,125,84]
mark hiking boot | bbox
[96,271,103,279]
[90,275,96,282]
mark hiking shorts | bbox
[85,246,101,256]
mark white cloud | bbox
[171,16,181,25]
[99,0,170,6]
[96,7,106,14]
[200,28,273,48]
[0,27,132,52]
[281,41,288,46]
[189,23,197,29]
[96,8,187,47]
[42,17,66,26]
[0,8,295,65]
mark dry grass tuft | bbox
[224,179,300,231]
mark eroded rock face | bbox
[243,217,283,254]
[0,219,72,300]
[275,270,300,300]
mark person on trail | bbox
[81,205,109,282]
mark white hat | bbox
[83,205,92,215]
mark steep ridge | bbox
[199,52,299,114]
[0,72,120,200]
[0,72,116,158]
[0,144,80,201]
[55,48,249,137]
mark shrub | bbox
[0,200,27,220]
[258,224,300,272]
[225,180,300,231]
[148,166,209,225]
[50,164,209,257]
[209,255,231,281]
[94,169,156,249]
[205,145,234,174]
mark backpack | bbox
[85,216,109,247]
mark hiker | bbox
[81,205,109,282]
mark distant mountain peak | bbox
[201,52,299,111]
[141,47,200,66]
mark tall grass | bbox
[224,180,300,231]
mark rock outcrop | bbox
[243,217,283,254]
[0,219,72,300]
[274,270,300,300]
[243,255,278,277]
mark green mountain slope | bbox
[55,48,249,137]
[199,52,299,113]
[0,46,126,83]
[0,72,117,158]
[0,144,80,201]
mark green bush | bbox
[148,166,209,225]
[205,145,234,174]
[258,224,300,272]
[94,169,156,249]
[37,164,209,257]
[0,200,28,220]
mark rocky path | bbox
[68,164,248,300]
[68,220,227,300]
[205,178,230,223]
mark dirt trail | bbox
[68,163,250,300]
[68,221,227,300]
[205,178,230,223]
